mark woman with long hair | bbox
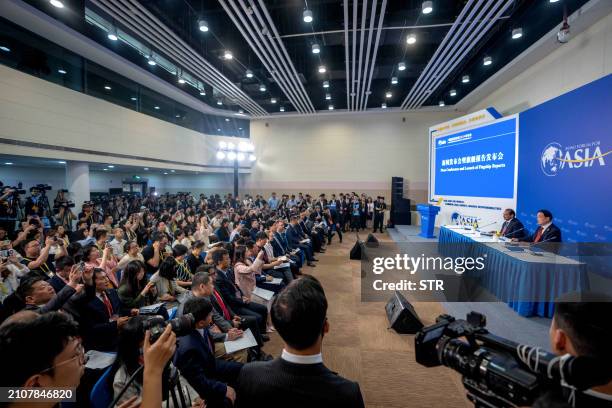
[149,256,187,303]
[117,260,155,311]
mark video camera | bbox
[2,186,26,195]
[415,312,611,407]
[55,201,76,209]
[31,184,52,192]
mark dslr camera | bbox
[142,313,195,343]
[415,312,611,407]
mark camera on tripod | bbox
[142,313,195,343]
[2,186,26,195]
[415,312,611,407]
[32,184,52,192]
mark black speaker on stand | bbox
[390,177,411,226]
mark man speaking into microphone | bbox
[499,208,526,239]
[519,209,562,243]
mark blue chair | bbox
[168,306,178,320]
[90,366,114,408]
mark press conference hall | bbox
[0,0,611,407]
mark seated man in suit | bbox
[285,216,316,267]
[236,275,365,408]
[499,208,526,239]
[212,248,269,336]
[80,268,130,351]
[175,297,243,408]
[520,209,562,243]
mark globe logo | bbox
[541,142,563,176]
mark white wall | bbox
[248,110,457,203]
[469,11,612,115]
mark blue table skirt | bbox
[438,227,589,317]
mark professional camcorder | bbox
[2,186,26,195]
[32,184,52,191]
[55,201,76,209]
[142,313,195,343]
[415,312,611,407]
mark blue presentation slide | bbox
[433,117,517,198]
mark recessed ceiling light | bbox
[381,103,387,109]
[483,56,492,66]
[104,85,111,90]
[217,100,223,105]
[58,68,67,74]
[325,93,331,100]
[280,106,285,112]
[0,46,10,52]
[450,89,457,97]
[303,9,313,23]
[170,170,175,173]
[178,76,186,84]
[107,27,118,41]
[385,91,392,98]
[422,1,433,14]
[154,106,160,110]
[271,98,277,104]
[217,128,221,132]
[462,75,470,83]
[198,19,209,32]
[439,100,445,107]
[318,65,326,73]
[4,162,13,165]
[107,165,115,168]
[163,172,168,175]
[225,118,230,122]
[103,168,108,171]
[328,105,334,110]
[259,84,266,92]
[322,81,329,88]
[58,161,66,164]
[199,89,206,96]
[224,50,233,60]
[406,34,417,45]
[49,0,64,9]
[312,44,320,54]
[147,53,156,66]
[398,62,406,71]
[144,167,149,170]
[549,0,560,2]
[391,76,398,85]
[512,28,523,39]
[175,114,181,118]
[246,69,254,78]
[238,109,244,114]
[238,127,243,130]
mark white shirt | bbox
[281,349,323,364]
[540,221,552,232]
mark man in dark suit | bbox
[286,216,316,266]
[175,297,243,408]
[521,209,562,243]
[212,248,268,335]
[236,276,365,408]
[80,268,129,351]
[499,208,526,239]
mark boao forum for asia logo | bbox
[540,140,609,176]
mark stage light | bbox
[439,100,445,107]
[391,76,398,85]
[318,65,326,73]
[312,44,320,54]
[422,1,433,14]
[483,56,492,66]
[462,75,470,83]
[406,34,417,45]
[325,93,331,100]
[246,70,254,78]
[512,28,523,39]
[398,62,406,71]
[224,50,233,60]
[323,81,329,88]
[227,151,237,160]
[303,10,313,23]
[450,89,457,97]
[198,19,209,32]
[50,0,64,9]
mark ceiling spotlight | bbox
[49,0,64,9]
[462,75,470,83]
[280,106,285,112]
[0,46,10,52]
[198,19,209,32]
[422,1,433,14]
[104,85,111,90]
[325,93,331,100]
[103,168,108,171]
[398,62,406,71]
[246,69,254,78]
[199,89,206,96]
[147,52,156,66]
[406,33,417,45]
[227,151,237,160]
[322,80,329,88]
[144,167,149,171]
[131,97,137,101]
[271,98,277,104]
[236,153,245,162]
[238,109,244,114]
[381,103,387,109]
[318,65,326,73]
[107,27,118,41]
[170,170,175,173]
[385,91,392,98]
[58,68,67,74]
[217,100,223,105]
[512,28,523,39]
[107,165,115,168]
[550,0,560,2]
[154,106,160,110]
[391,76,398,85]
[4,162,13,165]
[163,172,168,175]
[178,74,186,84]
[249,154,256,162]
[219,141,227,149]
[303,9,313,23]
[311,44,320,54]
[225,118,230,122]
[224,50,233,60]
[439,100,445,107]
[483,56,492,66]
[450,89,457,97]
[259,84,266,92]
[58,161,66,164]
[328,105,334,110]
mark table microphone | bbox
[527,236,558,255]
[502,226,525,238]
[476,221,498,231]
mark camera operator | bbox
[54,190,76,231]
[1,184,26,235]
[24,186,46,218]
[535,293,612,407]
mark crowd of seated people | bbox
[0,189,373,407]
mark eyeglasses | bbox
[39,338,88,374]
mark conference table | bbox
[438,225,589,318]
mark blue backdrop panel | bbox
[517,74,612,243]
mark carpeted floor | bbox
[261,232,471,408]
